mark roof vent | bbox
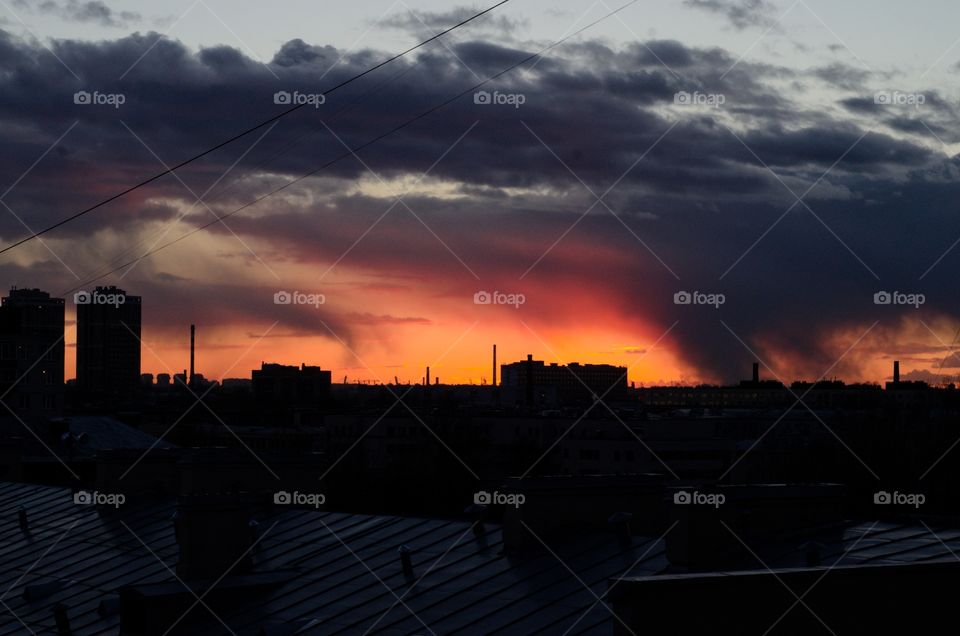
[53,603,71,635]
[98,595,121,618]
[248,518,262,544]
[464,503,487,536]
[398,545,414,581]
[608,511,634,546]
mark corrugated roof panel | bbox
[3,481,960,635]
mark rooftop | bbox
[2,480,958,635]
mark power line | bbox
[61,0,641,297]
[74,48,426,284]
[0,0,513,256]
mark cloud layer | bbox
[0,20,958,382]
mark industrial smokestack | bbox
[752,362,759,384]
[493,344,497,387]
[189,324,196,387]
[426,366,430,386]
[526,354,533,405]
[893,360,900,384]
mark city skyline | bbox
[1,2,960,388]
[9,283,956,389]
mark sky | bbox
[1,0,960,385]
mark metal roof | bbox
[0,481,670,635]
[1,480,958,635]
[65,416,176,452]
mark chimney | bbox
[426,367,430,386]
[189,325,196,386]
[893,360,900,384]
[492,344,497,387]
[752,362,759,384]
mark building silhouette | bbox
[500,355,628,405]
[252,362,332,405]
[0,287,64,417]
[75,286,141,398]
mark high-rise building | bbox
[0,287,65,417]
[76,286,141,397]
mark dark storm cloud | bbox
[381,7,528,38]
[0,26,955,380]
[13,0,140,27]
[346,313,432,326]
[840,97,880,114]
[739,125,931,168]
[841,90,960,144]
[683,0,779,30]
[810,63,873,90]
